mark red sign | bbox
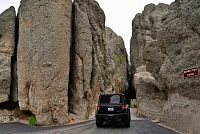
[183,68,199,78]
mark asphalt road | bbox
[0,120,179,134]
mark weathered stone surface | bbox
[105,27,129,94]
[131,0,200,133]
[130,3,169,77]
[134,69,165,120]
[158,0,200,100]
[130,3,169,120]
[69,0,129,121]
[161,93,200,134]
[0,109,13,122]
[0,7,16,103]
[69,0,106,120]
[17,0,72,125]
[158,0,200,133]
[0,108,22,123]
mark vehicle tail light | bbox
[97,105,101,111]
[122,104,126,110]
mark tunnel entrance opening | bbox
[123,87,136,105]
[123,72,136,105]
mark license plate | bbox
[108,107,114,111]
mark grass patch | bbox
[118,55,126,64]
[130,99,137,108]
[28,115,38,126]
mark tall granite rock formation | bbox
[158,0,200,133]
[0,0,130,125]
[130,3,169,76]
[131,3,169,120]
[105,27,129,94]
[17,0,72,125]
[0,7,16,103]
[69,0,129,120]
[131,0,200,133]
[69,0,106,120]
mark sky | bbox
[0,0,174,55]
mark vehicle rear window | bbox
[100,95,121,104]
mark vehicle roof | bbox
[99,93,124,96]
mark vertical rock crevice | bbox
[10,9,19,103]
[69,0,105,120]
[69,0,130,121]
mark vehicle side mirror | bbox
[126,104,129,108]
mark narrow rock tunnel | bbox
[123,89,136,105]
[123,73,136,105]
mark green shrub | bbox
[28,115,38,126]
[118,55,126,64]
[130,99,137,108]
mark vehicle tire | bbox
[125,111,130,127]
[96,119,103,127]
[125,120,130,127]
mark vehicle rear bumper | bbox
[96,113,129,122]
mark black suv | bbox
[95,94,131,127]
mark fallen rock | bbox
[134,68,165,120]
[17,0,72,125]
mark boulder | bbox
[17,0,72,125]
[134,69,165,120]
[0,7,16,103]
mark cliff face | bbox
[69,0,106,120]
[131,0,200,133]
[0,0,129,125]
[130,3,169,76]
[17,0,72,125]
[158,0,200,133]
[69,0,129,121]
[105,27,129,94]
[131,3,169,120]
[0,7,16,103]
